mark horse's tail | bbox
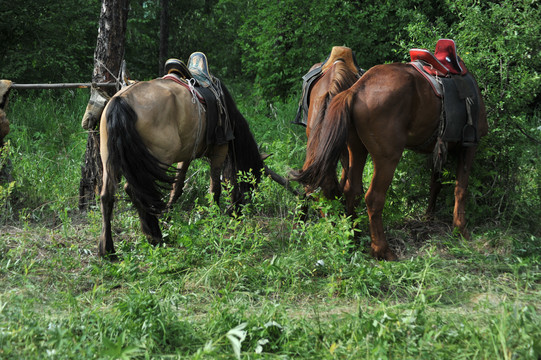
[290,88,354,199]
[105,96,174,215]
[221,84,264,203]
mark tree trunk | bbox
[79,0,130,211]
[158,0,170,76]
[0,81,12,184]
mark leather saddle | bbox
[410,38,467,77]
[293,46,363,126]
[187,52,215,88]
[164,52,217,88]
[163,53,234,145]
[409,39,479,147]
[164,58,192,80]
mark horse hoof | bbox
[105,253,119,262]
[98,242,117,259]
[147,236,163,246]
[385,251,398,261]
[97,249,118,261]
[454,226,470,240]
[370,247,398,261]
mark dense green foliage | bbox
[0,0,540,358]
[1,91,540,359]
[0,0,100,83]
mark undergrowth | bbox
[0,91,540,359]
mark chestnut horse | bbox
[98,78,264,257]
[294,46,362,190]
[292,62,487,260]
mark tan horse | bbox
[292,61,488,261]
[81,86,110,130]
[98,78,264,257]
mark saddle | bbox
[164,58,192,80]
[163,53,234,145]
[410,39,467,77]
[293,46,363,126]
[409,39,479,147]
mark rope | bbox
[95,59,122,90]
[432,98,447,172]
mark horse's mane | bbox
[221,84,264,204]
[290,62,359,199]
[312,61,359,129]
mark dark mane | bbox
[221,84,264,204]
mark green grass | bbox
[0,90,540,359]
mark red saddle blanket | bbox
[162,74,205,103]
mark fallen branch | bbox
[516,123,541,145]
[264,165,300,197]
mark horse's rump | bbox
[104,96,176,215]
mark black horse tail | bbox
[290,88,353,199]
[105,96,174,215]
[220,84,264,203]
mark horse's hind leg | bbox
[98,169,117,257]
[364,155,401,261]
[166,161,191,210]
[124,183,162,245]
[343,126,368,217]
[453,146,477,239]
[343,131,368,245]
[427,167,443,217]
[208,144,228,204]
[339,149,350,191]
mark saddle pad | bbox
[440,73,480,143]
[162,74,205,103]
[293,65,324,126]
[410,61,443,97]
[197,85,233,145]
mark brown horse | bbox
[98,78,264,257]
[294,46,362,191]
[292,62,488,261]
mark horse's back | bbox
[350,63,441,151]
[103,79,206,165]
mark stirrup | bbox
[462,124,477,146]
